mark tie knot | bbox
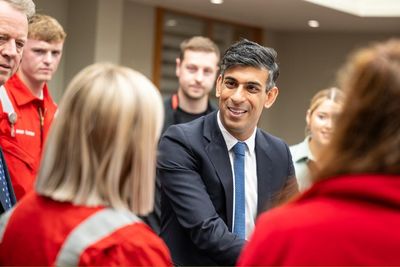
[233,142,246,156]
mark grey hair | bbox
[1,0,35,19]
[219,39,279,90]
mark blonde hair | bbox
[306,87,345,135]
[28,14,66,42]
[36,63,164,216]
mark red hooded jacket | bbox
[238,174,400,266]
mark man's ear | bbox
[175,58,181,77]
[264,87,279,108]
[215,75,223,98]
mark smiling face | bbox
[176,50,219,101]
[18,39,64,84]
[307,99,342,146]
[216,66,278,141]
[0,1,28,85]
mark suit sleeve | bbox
[158,125,244,265]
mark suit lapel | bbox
[203,112,234,230]
[255,130,274,215]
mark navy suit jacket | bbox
[0,148,16,214]
[158,111,295,266]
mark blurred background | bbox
[34,0,400,144]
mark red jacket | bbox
[238,174,400,266]
[0,192,172,266]
[0,74,57,200]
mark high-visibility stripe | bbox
[0,86,15,115]
[56,208,141,266]
[0,207,15,242]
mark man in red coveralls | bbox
[0,14,66,200]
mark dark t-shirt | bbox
[174,106,208,125]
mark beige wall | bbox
[64,0,98,90]
[36,0,155,97]
[95,0,123,63]
[121,1,155,79]
[261,31,396,144]
[34,0,398,144]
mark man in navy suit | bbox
[158,39,297,266]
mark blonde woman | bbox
[290,88,344,191]
[0,63,172,266]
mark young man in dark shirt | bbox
[162,36,220,133]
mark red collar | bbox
[5,74,50,106]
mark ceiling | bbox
[129,0,400,33]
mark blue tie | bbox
[0,158,12,211]
[233,141,246,239]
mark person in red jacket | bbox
[0,0,35,213]
[0,63,172,266]
[238,38,400,266]
[0,14,65,200]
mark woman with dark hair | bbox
[238,38,400,266]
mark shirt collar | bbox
[293,136,315,162]
[6,74,47,106]
[217,111,256,156]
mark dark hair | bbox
[219,39,279,90]
[314,38,400,181]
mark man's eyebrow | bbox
[246,81,262,87]
[223,77,263,87]
[223,76,237,81]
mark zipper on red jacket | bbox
[38,107,44,145]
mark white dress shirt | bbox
[217,111,257,240]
